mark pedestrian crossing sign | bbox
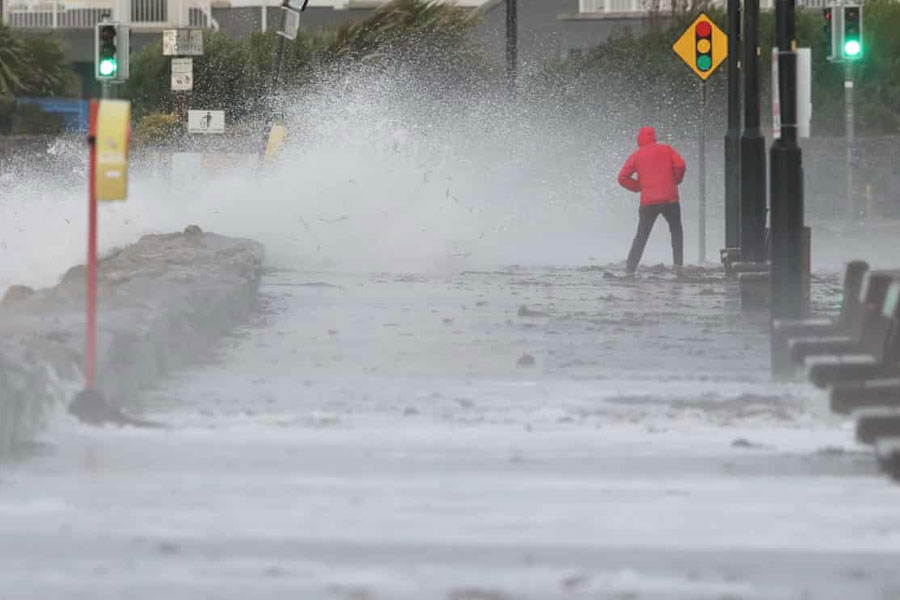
[673,13,728,81]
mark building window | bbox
[579,0,604,13]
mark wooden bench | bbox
[875,439,900,482]
[856,408,900,444]
[787,271,892,365]
[771,261,868,378]
[803,278,900,389]
[832,376,900,414]
[778,262,900,483]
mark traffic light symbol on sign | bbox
[672,13,728,81]
[695,21,713,72]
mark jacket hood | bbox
[637,126,657,147]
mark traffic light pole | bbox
[770,0,806,324]
[845,60,855,222]
[699,81,708,265]
[740,0,767,264]
[506,0,517,91]
[724,0,741,252]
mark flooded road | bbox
[3,266,900,600]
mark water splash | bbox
[1,65,704,292]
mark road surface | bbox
[3,266,900,600]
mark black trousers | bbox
[626,202,684,273]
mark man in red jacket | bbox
[618,126,687,275]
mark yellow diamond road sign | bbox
[673,13,728,81]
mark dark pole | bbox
[699,81,707,264]
[724,0,741,250]
[505,0,518,90]
[270,0,308,105]
[740,0,767,263]
[271,0,290,93]
[770,0,805,322]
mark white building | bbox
[0,0,491,31]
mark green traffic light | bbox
[844,39,861,57]
[99,57,117,77]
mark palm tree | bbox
[314,0,493,93]
[0,24,28,98]
[22,36,74,97]
[324,0,477,62]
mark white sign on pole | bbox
[796,48,812,139]
[773,47,812,139]
[278,7,301,40]
[163,29,204,56]
[188,110,225,134]
[171,57,193,91]
[172,57,193,73]
[772,49,780,137]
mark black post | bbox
[740,0,767,263]
[271,0,290,93]
[770,0,805,321]
[724,0,741,250]
[505,0,517,90]
[699,81,707,264]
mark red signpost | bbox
[82,98,130,394]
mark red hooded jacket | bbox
[618,126,686,206]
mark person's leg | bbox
[661,202,684,267]
[626,205,660,273]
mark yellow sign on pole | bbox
[264,124,286,165]
[673,13,728,81]
[95,99,131,201]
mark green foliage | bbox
[539,2,900,137]
[124,39,171,118]
[192,32,262,117]
[122,0,900,135]
[321,0,478,63]
[757,2,900,134]
[133,112,180,147]
[0,25,76,100]
[125,0,492,119]
[0,24,28,98]
[844,0,900,134]
[526,12,726,140]
[21,35,79,97]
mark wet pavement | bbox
[2,265,900,600]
